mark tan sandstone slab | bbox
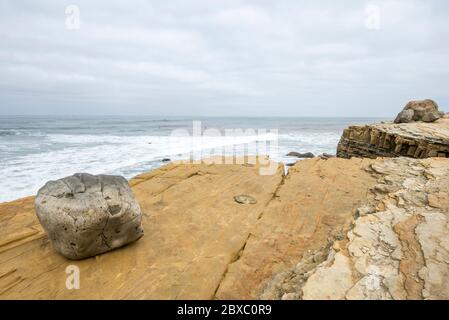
[0,157,283,299]
[215,157,378,299]
[5,156,446,300]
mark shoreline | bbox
[2,117,449,299]
[0,155,292,206]
[0,116,371,203]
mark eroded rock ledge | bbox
[261,157,449,300]
[337,119,449,159]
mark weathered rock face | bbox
[337,119,449,159]
[35,173,144,260]
[395,99,442,124]
[266,157,449,300]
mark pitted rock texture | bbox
[263,157,449,300]
[337,119,449,159]
[35,173,144,260]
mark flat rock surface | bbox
[1,156,449,299]
[365,119,449,143]
[0,157,283,299]
[215,157,377,299]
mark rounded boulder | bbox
[395,99,442,123]
[35,173,144,260]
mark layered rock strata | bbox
[337,119,449,159]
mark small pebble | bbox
[234,194,257,205]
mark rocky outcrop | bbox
[35,173,144,260]
[1,156,449,300]
[337,119,449,159]
[395,99,442,124]
[265,157,449,300]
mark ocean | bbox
[0,116,383,202]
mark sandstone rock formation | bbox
[337,119,449,159]
[1,157,449,300]
[262,157,449,300]
[215,157,377,300]
[395,100,442,124]
[0,157,283,299]
[35,173,144,260]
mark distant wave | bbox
[46,134,143,144]
[46,132,279,145]
[0,130,18,136]
[281,132,341,146]
[0,131,285,202]
[0,121,346,202]
[0,129,45,137]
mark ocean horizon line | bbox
[0,114,390,119]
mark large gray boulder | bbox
[394,99,443,123]
[394,109,414,124]
[35,173,144,260]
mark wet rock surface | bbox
[35,173,144,260]
[286,152,315,158]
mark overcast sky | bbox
[0,0,448,117]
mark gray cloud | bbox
[0,0,448,117]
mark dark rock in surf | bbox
[286,152,315,159]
